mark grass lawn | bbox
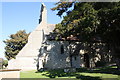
[20,66,120,80]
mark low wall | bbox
[0,69,21,80]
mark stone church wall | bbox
[72,55,84,68]
[43,41,71,69]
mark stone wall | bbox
[39,41,71,69]
[0,69,20,79]
[39,40,107,69]
[72,55,83,68]
[76,42,113,68]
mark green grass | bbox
[20,66,120,80]
[20,70,49,78]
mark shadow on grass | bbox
[76,65,120,75]
[76,74,102,80]
[40,70,102,80]
[38,69,102,80]
[35,65,120,79]
[41,69,77,78]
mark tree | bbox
[52,2,120,69]
[52,2,99,41]
[94,2,120,69]
[0,58,3,69]
[3,30,29,60]
[2,60,8,68]
[0,59,8,69]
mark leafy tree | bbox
[52,2,120,69]
[52,2,99,41]
[2,60,8,68]
[0,58,3,69]
[0,59,8,69]
[3,30,29,60]
[95,2,120,69]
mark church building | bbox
[8,3,88,71]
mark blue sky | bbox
[0,2,63,59]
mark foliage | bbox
[95,61,107,67]
[0,58,3,69]
[52,2,99,41]
[3,30,29,60]
[2,60,8,68]
[51,2,74,17]
[0,59,8,69]
[95,2,120,58]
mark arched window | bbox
[61,45,64,54]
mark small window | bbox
[74,56,77,60]
[61,45,64,54]
[44,46,47,51]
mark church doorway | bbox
[84,53,90,68]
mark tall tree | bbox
[95,2,120,69]
[52,2,99,41]
[52,2,120,69]
[3,30,29,60]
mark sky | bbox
[0,2,63,59]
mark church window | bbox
[61,45,64,54]
[74,56,77,60]
[44,46,47,51]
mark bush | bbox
[76,67,88,72]
[95,61,107,67]
[2,60,8,68]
